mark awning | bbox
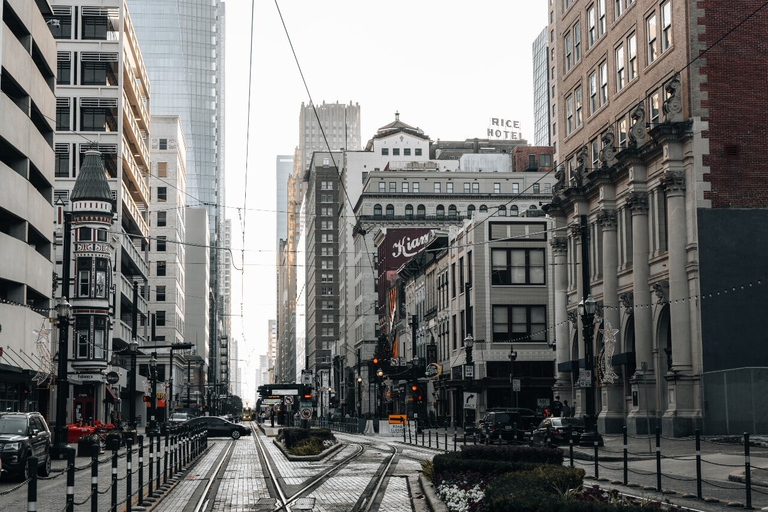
[105,385,119,404]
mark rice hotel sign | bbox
[487,117,522,140]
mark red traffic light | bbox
[142,396,149,403]
[411,385,418,392]
[372,358,379,364]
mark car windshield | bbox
[0,417,27,434]
[170,414,187,420]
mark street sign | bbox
[284,396,294,405]
[300,407,312,420]
[463,392,476,410]
[512,379,521,392]
[577,370,592,387]
[425,363,441,379]
[106,371,119,384]
[463,364,474,379]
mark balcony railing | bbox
[119,229,148,278]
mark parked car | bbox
[184,416,250,439]
[532,417,585,445]
[479,408,540,443]
[169,412,190,424]
[0,412,52,479]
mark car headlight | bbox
[1,442,21,452]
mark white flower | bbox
[436,483,484,512]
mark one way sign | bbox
[463,392,476,410]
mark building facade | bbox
[546,0,768,436]
[0,0,57,416]
[532,27,551,147]
[49,0,152,424]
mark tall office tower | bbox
[0,0,56,416]
[297,101,361,171]
[532,27,551,146]
[276,103,361,386]
[276,156,293,248]
[49,1,151,423]
[128,0,227,394]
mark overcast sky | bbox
[224,0,549,404]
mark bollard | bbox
[126,438,133,512]
[91,444,99,512]
[512,422,518,446]
[453,431,457,452]
[745,432,752,510]
[172,434,177,475]
[164,431,169,484]
[655,427,662,492]
[138,435,144,506]
[695,429,702,500]
[594,439,599,479]
[408,422,412,444]
[66,447,76,512]
[429,430,432,448]
[444,426,448,452]
[623,426,628,486]
[568,430,574,467]
[111,447,118,512]
[421,428,425,447]
[26,456,38,512]
[156,434,162,490]
[148,433,154,498]
[402,420,406,444]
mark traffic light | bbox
[142,396,149,403]
[372,357,379,365]
[302,385,312,400]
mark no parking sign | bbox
[300,407,312,419]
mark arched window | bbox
[386,204,395,217]
[405,204,414,217]
[436,205,445,217]
[373,204,382,217]
[498,205,507,216]
[448,205,458,218]
[417,204,426,218]
[510,205,519,217]
[467,205,476,218]
[479,205,488,213]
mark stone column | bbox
[597,208,624,433]
[661,150,697,436]
[625,183,656,435]
[570,222,586,416]
[551,235,570,396]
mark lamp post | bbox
[578,295,602,445]
[463,334,474,430]
[376,368,385,419]
[129,281,139,431]
[148,353,158,433]
[508,345,518,408]
[357,377,363,417]
[52,297,72,459]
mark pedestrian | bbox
[270,408,275,427]
[562,400,572,418]
[552,395,564,417]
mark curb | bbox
[419,473,449,512]
[272,439,344,462]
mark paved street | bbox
[2,424,768,511]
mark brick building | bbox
[545,0,768,436]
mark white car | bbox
[169,413,190,424]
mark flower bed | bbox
[427,445,675,512]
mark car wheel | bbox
[38,449,51,477]
[230,429,241,440]
[21,452,32,481]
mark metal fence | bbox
[703,367,768,435]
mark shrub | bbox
[482,465,585,512]
[289,437,324,456]
[433,451,542,480]
[460,444,563,465]
[421,459,434,481]
[277,427,310,449]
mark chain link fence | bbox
[703,367,768,435]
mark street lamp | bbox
[577,294,601,445]
[52,297,72,459]
[148,353,158,433]
[357,377,363,417]
[508,345,518,408]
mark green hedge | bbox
[460,444,564,465]
[277,427,335,449]
[482,466,585,512]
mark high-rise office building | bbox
[532,27,551,146]
[129,0,227,395]
[50,0,152,423]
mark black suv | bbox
[480,408,540,443]
[0,412,52,479]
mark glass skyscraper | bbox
[129,0,227,390]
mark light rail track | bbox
[248,422,401,512]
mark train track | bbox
[248,422,401,512]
